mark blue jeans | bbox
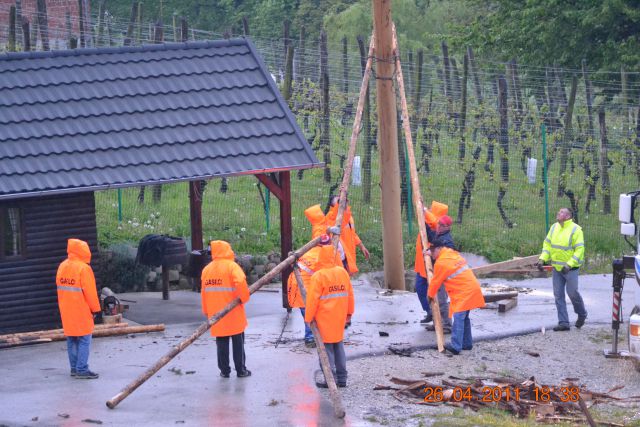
[450,311,472,352]
[415,273,451,326]
[300,308,313,342]
[67,334,92,374]
[552,268,587,326]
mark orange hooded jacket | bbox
[56,239,101,337]
[304,245,355,343]
[427,248,485,316]
[326,204,362,275]
[287,247,321,308]
[201,241,250,337]
[304,204,328,239]
[414,201,448,278]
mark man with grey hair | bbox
[536,208,587,331]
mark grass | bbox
[433,408,566,427]
[94,109,632,273]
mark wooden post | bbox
[392,24,445,352]
[161,262,169,300]
[292,266,345,418]
[279,171,293,308]
[242,16,249,36]
[77,0,85,47]
[36,0,49,51]
[136,2,143,44]
[497,75,513,228]
[598,109,611,214]
[96,0,106,46]
[459,52,468,164]
[582,59,599,210]
[282,45,294,101]
[357,35,373,203]
[106,237,322,409]
[189,180,203,291]
[373,0,405,291]
[319,30,331,183]
[124,2,138,46]
[15,0,23,48]
[8,6,16,52]
[21,18,30,52]
[180,17,188,42]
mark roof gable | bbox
[0,39,319,200]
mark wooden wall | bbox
[0,192,97,334]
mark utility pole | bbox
[372,0,405,290]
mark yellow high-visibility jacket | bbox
[539,219,585,271]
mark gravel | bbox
[333,324,640,426]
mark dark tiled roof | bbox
[0,39,319,200]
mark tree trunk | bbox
[8,6,16,52]
[467,47,483,105]
[124,1,138,46]
[582,60,599,211]
[21,18,30,52]
[411,49,424,147]
[545,67,558,131]
[557,75,578,198]
[358,35,373,203]
[497,75,513,228]
[36,0,49,51]
[180,17,188,42]
[342,37,352,126]
[441,41,453,122]
[96,0,106,46]
[15,0,23,48]
[459,53,468,164]
[78,0,85,47]
[320,30,331,183]
[283,45,294,102]
[598,110,611,214]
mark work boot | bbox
[75,370,99,379]
[315,381,328,389]
[237,370,252,378]
[444,344,460,355]
[420,314,433,324]
[220,371,230,378]
[337,382,347,388]
[553,324,570,332]
[70,370,76,377]
[575,316,586,329]
[425,324,451,334]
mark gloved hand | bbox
[561,265,571,274]
[328,226,341,236]
[534,260,545,271]
[345,315,352,329]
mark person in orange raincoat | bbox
[326,195,369,275]
[201,240,251,378]
[56,238,101,379]
[427,245,485,355]
[414,201,453,331]
[305,245,354,388]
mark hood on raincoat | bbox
[210,240,235,260]
[67,238,91,264]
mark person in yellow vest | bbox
[201,240,251,378]
[536,208,587,331]
[56,238,101,379]
[326,195,369,275]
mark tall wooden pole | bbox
[392,24,444,352]
[372,0,405,290]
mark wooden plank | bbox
[471,255,539,276]
[392,24,444,352]
[483,292,518,303]
[498,298,518,313]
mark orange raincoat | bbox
[56,239,101,337]
[201,241,250,337]
[326,204,362,274]
[304,204,328,239]
[287,247,321,308]
[427,248,485,317]
[305,245,354,343]
[414,201,449,278]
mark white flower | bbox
[112,203,117,207]
[240,227,246,232]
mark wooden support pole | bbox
[161,262,170,300]
[189,180,203,292]
[391,24,444,352]
[331,33,375,255]
[292,266,345,418]
[106,236,322,409]
[279,171,293,307]
[372,0,405,291]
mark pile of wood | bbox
[375,375,640,425]
[0,323,165,349]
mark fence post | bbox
[405,143,413,236]
[117,189,123,223]
[265,188,270,232]
[541,124,549,232]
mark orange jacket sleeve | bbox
[232,264,250,304]
[305,274,322,323]
[81,265,101,313]
[427,260,449,299]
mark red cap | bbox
[439,215,453,227]
[319,234,331,245]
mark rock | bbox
[253,255,268,266]
[238,255,253,273]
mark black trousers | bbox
[216,332,246,374]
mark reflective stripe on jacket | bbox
[305,246,354,343]
[539,219,585,271]
[427,248,485,317]
[201,240,250,337]
[286,247,321,308]
[415,201,448,278]
[56,238,101,337]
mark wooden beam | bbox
[392,24,444,352]
[471,255,539,277]
[189,181,203,292]
[255,174,283,201]
[498,298,518,313]
[279,171,292,308]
